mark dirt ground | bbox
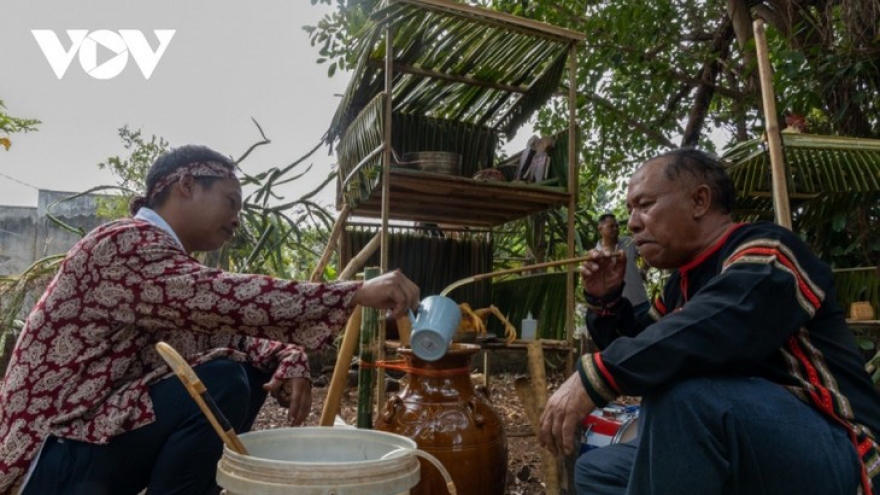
[252,370,567,495]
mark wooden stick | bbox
[319,306,363,426]
[338,232,381,281]
[527,342,561,494]
[515,376,560,495]
[440,253,603,296]
[753,19,793,229]
[527,341,550,411]
[155,342,248,455]
[309,205,351,282]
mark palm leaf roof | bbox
[325,0,584,144]
[726,133,880,196]
[724,133,880,221]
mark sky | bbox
[0,1,359,208]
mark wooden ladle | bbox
[155,341,249,455]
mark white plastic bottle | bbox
[521,312,538,341]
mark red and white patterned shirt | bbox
[0,218,359,494]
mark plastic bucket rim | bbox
[222,427,418,467]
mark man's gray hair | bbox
[650,148,736,214]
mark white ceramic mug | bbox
[408,295,462,361]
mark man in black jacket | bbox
[539,148,880,494]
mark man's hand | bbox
[263,376,312,426]
[580,249,626,298]
[351,269,420,318]
[538,372,596,456]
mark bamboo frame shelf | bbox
[325,0,585,323]
[319,0,586,438]
[347,169,571,227]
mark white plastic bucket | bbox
[217,427,421,495]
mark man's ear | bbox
[692,184,712,219]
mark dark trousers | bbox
[574,377,861,495]
[23,359,270,495]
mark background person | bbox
[0,144,420,495]
[594,213,648,308]
[539,148,880,495]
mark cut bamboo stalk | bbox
[515,376,560,495]
[393,0,585,42]
[338,233,381,281]
[319,306,363,426]
[357,267,381,428]
[309,205,351,282]
[527,341,561,493]
[753,19,793,229]
[527,341,549,411]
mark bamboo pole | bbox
[440,253,600,296]
[319,306,363,426]
[753,19,793,229]
[338,233,381,281]
[357,267,381,428]
[377,21,395,415]
[565,41,578,376]
[399,0,585,42]
[309,205,351,282]
[367,60,529,94]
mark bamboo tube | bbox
[440,253,600,296]
[753,19,793,229]
[338,233,381,281]
[357,267,381,428]
[309,205,351,282]
[319,306,363,426]
[515,377,560,495]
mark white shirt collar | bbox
[134,207,185,250]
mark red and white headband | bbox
[148,161,238,200]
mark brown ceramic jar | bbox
[375,343,507,495]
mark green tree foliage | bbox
[99,126,170,193]
[306,0,879,269]
[0,99,40,151]
[95,125,171,219]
